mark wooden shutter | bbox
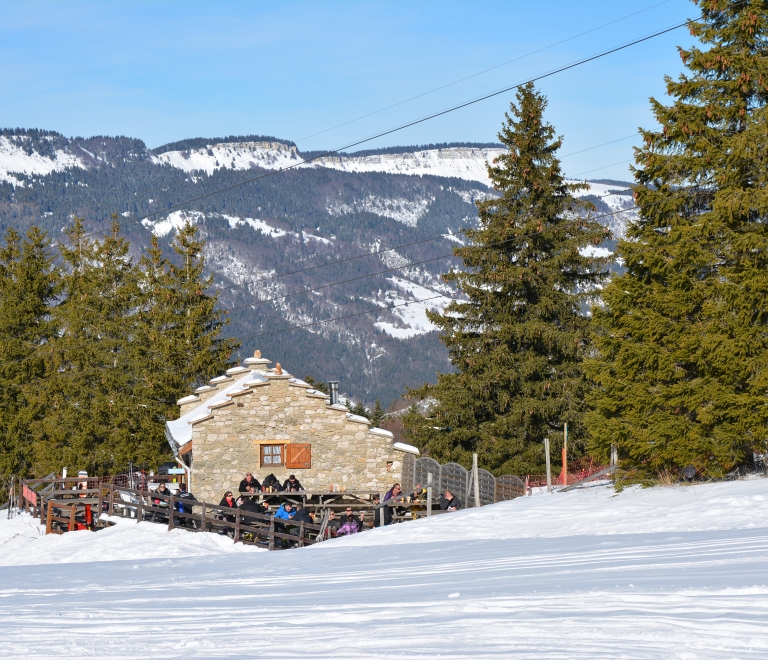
[286,443,311,469]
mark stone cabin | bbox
[165,352,419,503]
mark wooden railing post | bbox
[200,502,205,533]
[268,515,275,551]
[234,509,240,544]
[108,485,115,517]
[168,495,175,531]
[136,491,143,522]
[45,500,53,534]
[299,522,305,547]
[68,504,76,532]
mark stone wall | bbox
[189,367,405,503]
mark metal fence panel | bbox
[414,458,441,493]
[477,468,496,506]
[439,462,468,505]
[400,453,416,492]
[495,475,525,502]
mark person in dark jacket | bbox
[439,490,461,511]
[282,474,304,492]
[291,503,313,525]
[335,507,363,536]
[152,482,172,505]
[372,495,391,527]
[218,491,237,536]
[238,496,266,517]
[262,474,283,492]
[174,483,197,527]
[324,509,340,538]
[238,473,261,499]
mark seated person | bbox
[335,507,363,536]
[152,482,172,506]
[273,501,295,520]
[261,474,284,492]
[325,509,340,538]
[218,491,237,522]
[439,489,461,511]
[237,496,266,517]
[291,503,313,525]
[384,483,402,502]
[282,474,304,492]
[238,472,261,498]
[174,483,197,527]
[372,494,391,526]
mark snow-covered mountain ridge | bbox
[0,128,634,405]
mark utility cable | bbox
[294,1,673,143]
[66,15,695,246]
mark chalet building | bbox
[165,352,419,502]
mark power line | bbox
[68,16,693,246]
[294,1,673,144]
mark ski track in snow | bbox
[0,479,766,658]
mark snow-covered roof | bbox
[393,442,420,455]
[166,370,268,452]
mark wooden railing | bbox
[18,478,326,550]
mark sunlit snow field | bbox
[1,479,767,658]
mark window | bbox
[260,444,284,467]
[286,443,311,469]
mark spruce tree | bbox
[161,222,238,389]
[406,83,608,475]
[587,0,768,479]
[370,400,385,428]
[0,228,58,487]
[32,218,157,474]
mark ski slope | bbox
[1,478,766,658]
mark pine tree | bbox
[161,222,238,389]
[32,218,158,474]
[369,400,385,428]
[0,228,59,488]
[405,83,609,475]
[586,1,768,480]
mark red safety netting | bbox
[525,456,607,489]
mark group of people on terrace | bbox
[148,471,463,542]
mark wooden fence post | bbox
[234,509,240,543]
[68,504,76,532]
[298,522,305,547]
[168,495,175,531]
[136,491,143,522]
[268,515,275,551]
[472,453,480,507]
[45,500,53,534]
[200,502,206,533]
[108,485,114,517]
[545,438,552,493]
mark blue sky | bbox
[1,0,696,181]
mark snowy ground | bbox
[1,479,766,658]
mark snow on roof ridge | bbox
[393,442,420,455]
[369,427,394,438]
[346,413,371,425]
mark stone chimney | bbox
[244,349,271,373]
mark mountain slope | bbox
[0,130,635,405]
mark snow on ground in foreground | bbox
[0,515,261,566]
[0,479,766,659]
